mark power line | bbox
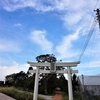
[78,19,97,61]
[84,29,96,74]
[77,0,99,61]
[94,0,100,10]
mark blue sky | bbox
[0,0,100,80]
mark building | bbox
[78,75,100,96]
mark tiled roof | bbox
[78,75,100,85]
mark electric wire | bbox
[84,28,96,75]
[78,1,100,76]
[78,19,97,61]
[94,0,100,10]
[78,0,99,61]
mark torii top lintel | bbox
[27,61,80,67]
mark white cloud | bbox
[0,0,54,12]
[0,62,29,81]
[78,35,100,69]
[53,0,86,11]
[62,11,84,26]
[13,23,22,27]
[0,0,36,12]
[0,0,98,12]
[83,37,100,59]
[56,28,81,59]
[0,0,98,30]
[78,59,100,70]
[0,39,20,52]
[88,60,100,68]
[30,30,53,53]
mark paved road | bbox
[39,94,53,100]
[0,93,16,100]
[0,93,52,100]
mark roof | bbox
[78,75,100,85]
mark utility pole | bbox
[94,8,100,28]
[82,74,84,91]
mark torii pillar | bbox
[27,61,80,100]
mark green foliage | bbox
[36,54,57,62]
[62,92,82,100]
[36,54,57,94]
[72,74,82,100]
[72,74,79,94]
[62,92,68,100]
[0,87,44,100]
[36,54,67,94]
[56,75,68,93]
[5,71,28,87]
[0,81,4,86]
[5,71,35,92]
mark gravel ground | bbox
[0,93,16,100]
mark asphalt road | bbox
[0,93,16,100]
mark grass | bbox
[62,92,81,100]
[0,87,87,100]
[0,87,44,100]
[62,93,68,100]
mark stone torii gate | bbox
[27,61,80,100]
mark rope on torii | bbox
[27,61,80,100]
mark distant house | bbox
[78,75,100,96]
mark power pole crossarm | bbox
[94,8,100,28]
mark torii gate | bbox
[27,61,80,100]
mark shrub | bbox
[0,87,44,100]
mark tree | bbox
[36,54,57,94]
[14,71,28,87]
[5,73,16,86]
[36,54,66,94]
[56,75,68,93]
[0,81,4,86]
[25,73,35,91]
[5,71,28,88]
[72,74,79,96]
[36,54,56,62]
